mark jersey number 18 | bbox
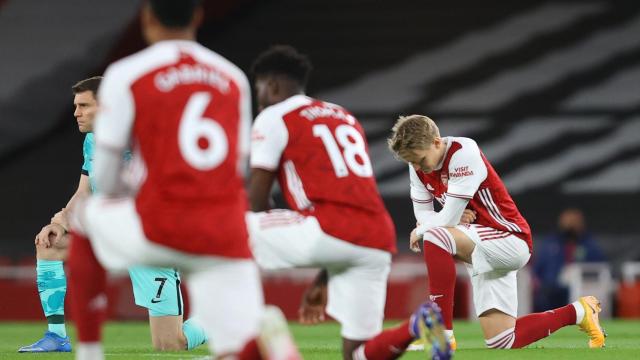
[313,124,373,178]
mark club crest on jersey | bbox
[441,172,449,186]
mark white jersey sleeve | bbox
[93,64,135,195]
[250,108,288,171]
[410,162,467,237]
[409,165,435,224]
[446,138,488,199]
[94,65,135,150]
[415,196,469,236]
[415,138,487,236]
[237,72,252,175]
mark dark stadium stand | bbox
[1,0,638,263]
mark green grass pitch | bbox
[1,320,638,359]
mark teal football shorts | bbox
[128,266,183,317]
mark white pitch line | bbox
[104,353,211,359]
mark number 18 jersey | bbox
[251,95,396,253]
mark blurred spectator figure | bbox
[533,208,606,311]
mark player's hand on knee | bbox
[35,223,66,248]
[35,226,52,247]
[409,227,422,253]
[48,223,68,248]
[459,209,477,224]
[298,284,327,325]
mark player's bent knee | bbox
[479,309,516,348]
[35,243,67,261]
[484,327,515,349]
[152,335,186,351]
[423,227,456,255]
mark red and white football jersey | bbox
[94,40,252,258]
[251,95,396,253]
[410,137,532,252]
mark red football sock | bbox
[354,320,413,360]
[423,241,456,329]
[67,231,107,343]
[238,338,262,360]
[511,304,576,348]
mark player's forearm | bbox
[415,197,468,236]
[249,193,271,212]
[248,168,277,212]
[248,184,270,211]
[410,176,435,224]
[55,183,89,230]
[413,202,437,225]
[64,188,87,215]
[50,210,69,231]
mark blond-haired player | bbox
[388,115,606,350]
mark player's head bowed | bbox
[388,115,441,162]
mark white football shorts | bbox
[456,224,530,318]
[246,210,392,340]
[77,194,264,354]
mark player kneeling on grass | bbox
[387,114,606,350]
[246,45,452,360]
[65,1,300,359]
[18,76,206,353]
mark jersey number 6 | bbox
[178,92,229,171]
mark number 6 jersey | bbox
[94,40,252,258]
[250,95,396,253]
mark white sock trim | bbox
[485,327,515,349]
[424,227,457,255]
[572,301,585,324]
[352,344,367,360]
[444,329,454,341]
[77,343,104,360]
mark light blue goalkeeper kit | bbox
[25,133,206,352]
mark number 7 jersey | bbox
[251,95,396,253]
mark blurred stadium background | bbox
[1,0,639,326]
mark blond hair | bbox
[387,115,440,161]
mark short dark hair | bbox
[251,45,313,88]
[149,0,200,28]
[71,76,103,96]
